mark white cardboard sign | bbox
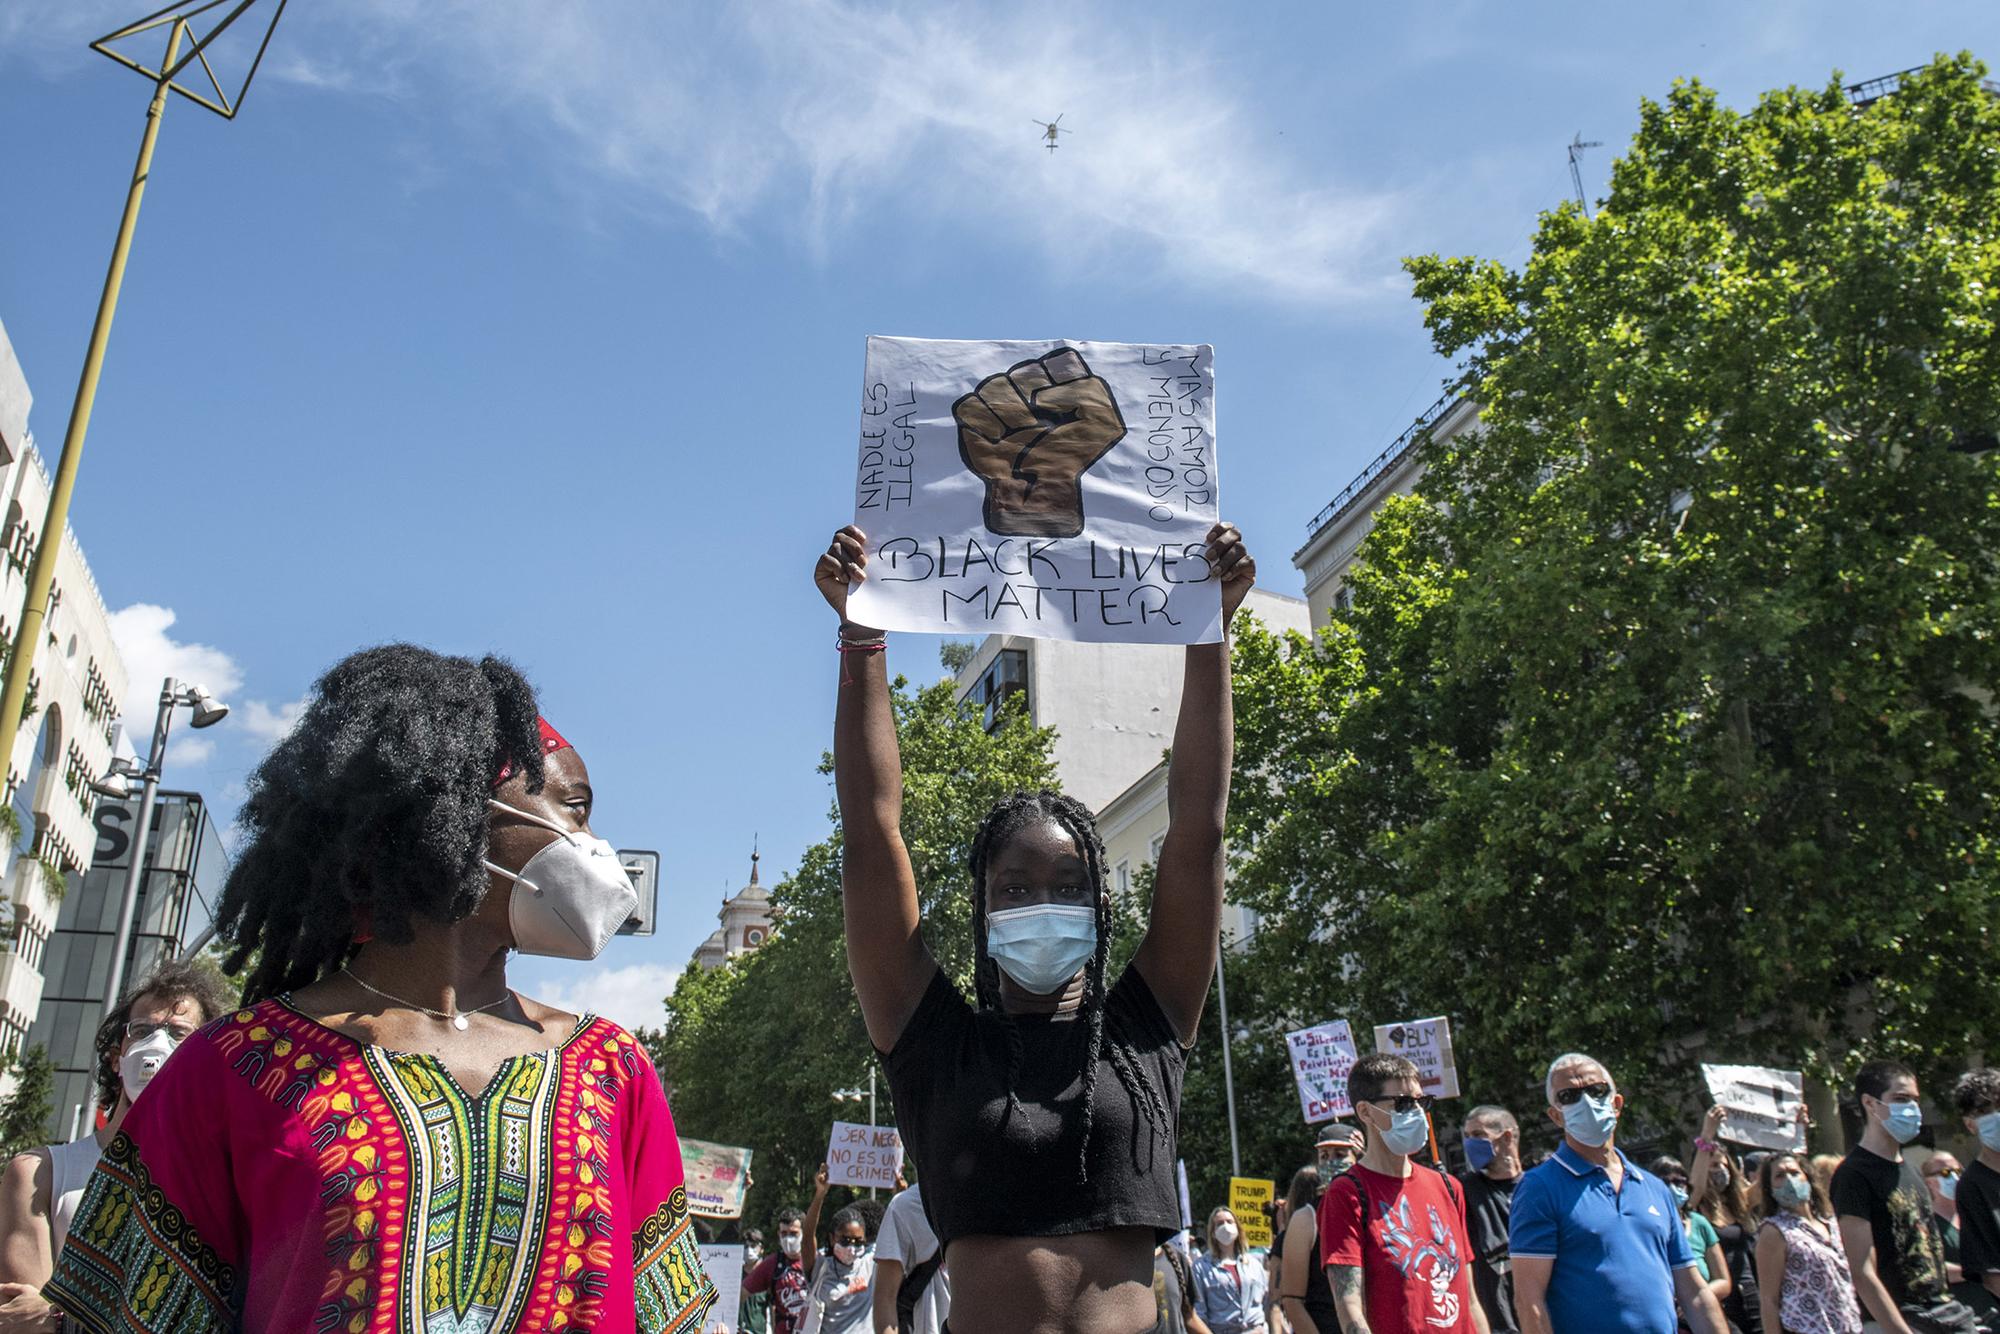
[847,336,1221,644]
[1286,1020,1360,1122]
[1701,1063,1808,1152]
[825,1120,904,1190]
[696,1243,744,1333]
[1374,1017,1461,1099]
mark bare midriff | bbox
[944,1226,1158,1334]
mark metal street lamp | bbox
[832,1066,882,1198]
[98,677,228,1010]
[0,0,285,785]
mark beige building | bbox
[1293,392,1479,627]
[0,316,131,1071]
[691,848,776,972]
[951,587,1311,945]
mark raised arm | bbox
[818,525,936,1052]
[800,1163,831,1282]
[1688,1106,1726,1210]
[1132,521,1255,1042]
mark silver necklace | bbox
[341,966,513,1031]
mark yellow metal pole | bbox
[0,19,183,781]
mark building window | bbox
[966,648,1028,733]
[1333,584,1353,613]
[1115,861,1130,895]
[1148,834,1165,865]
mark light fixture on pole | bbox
[99,677,229,1012]
[830,1066,883,1198]
[0,0,285,789]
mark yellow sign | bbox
[1229,1176,1276,1250]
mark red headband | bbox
[494,717,571,787]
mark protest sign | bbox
[1229,1177,1276,1250]
[696,1244,744,1334]
[1701,1063,1808,1152]
[1286,1020,1359,1122]
[1374,1017,1460,1098]
[825,1120,904,1190]
[847,336,1221,645]
[680,1138,754,1219]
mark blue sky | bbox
[0,1,1989,1027]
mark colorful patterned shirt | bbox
[46,998,716,1334]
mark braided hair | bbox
[214,645,547,1002]
[967,790,1175,1181]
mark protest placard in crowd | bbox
[825,1120,904,1190]
[696,1243,744,1334]
[1286,1020,1359,1122]
[679,1138,754,1219]
[1374,1017,1461,1098]
[1701,1063,1808,1151]
[848,336,1221,644]
[1230,1177,1276,1249]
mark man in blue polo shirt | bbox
[1509,1053,1728,1334]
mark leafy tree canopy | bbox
[1228,55,2000,1136]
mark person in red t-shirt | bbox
[744,1206,813,1334]
[1321,1052,1490,1334]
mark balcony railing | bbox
[1304,389,1462,542]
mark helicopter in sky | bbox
[1032,115,1068,153]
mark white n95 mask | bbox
[119,1028,179,1102]
[485,799,638,960]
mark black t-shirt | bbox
[1831,1145,1950,1308]
[1709,1216,1764,1332]
[880,965,1188,1248]
[1458,1172,1521,1333]
[1960,1161,2000,1280]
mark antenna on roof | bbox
[1568,133,1604,216]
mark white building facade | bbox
[691,849,776,972]
[0,316,130,1074]
[1293,392,1480,628]
[950,587,1311,946]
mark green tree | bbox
[0,1046,55,1159]
[1227,56,2000,1136]
[651,670,1060,1234]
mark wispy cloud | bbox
[532,961,681,1033]
[304,0,1408,306]
[238,696,307,744]
[106,604,243,722]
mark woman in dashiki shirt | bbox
[44,646,716,1334]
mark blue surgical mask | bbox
[1464,1136,1497,1173]
[1772,1177,1812,1210]
[985,904,1097,994]
[1937,1173,1960,1201]
[1562,1093,1619,1147]
[1378,1106,1431,1158]
[1978,1112,2000,1153]
[1670,1184,1690,1208]
[1878,1099,1924,1146]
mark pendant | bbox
[452,1014,469,1031]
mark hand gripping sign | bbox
[848,336,1221,644]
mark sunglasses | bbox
[1366,1094,1436,1115]
[1554,1082,1614,1106]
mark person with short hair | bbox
[875,1181,949,1334]
[1753,1150,1861,1334]
[1830,1060,1974,1333]
[0,961,233,1310]
[41,646,716,1334]
[1320,1052,1488,1333]
[1508,1053,1727,1334]
[1948,1068,2000,1318]
[746,1206,813,1334]
[1649,1155,1731,1316]
[1459,1105,1525,1333]
[741,1227,771,1334]
[1920,1154,1966,1284]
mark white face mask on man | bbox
[484,798,638,960]
[119,1028,180,1102]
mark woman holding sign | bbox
[815,519,1255,1334]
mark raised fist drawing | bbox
[954,347,1127,537]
